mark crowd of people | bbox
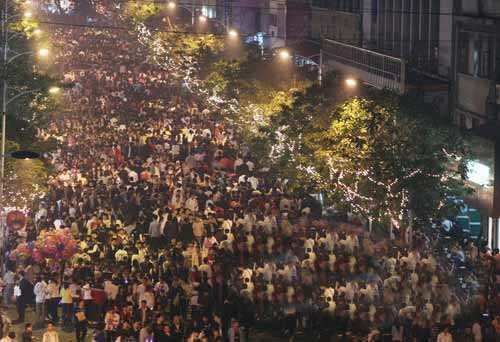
[0,15,499,342]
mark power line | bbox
[36,19,494,44]
[131,0,500,16]
[31,0,500,16]
[110,0,500,15]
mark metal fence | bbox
[322,39,406,94]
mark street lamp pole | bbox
[1,0,10,256]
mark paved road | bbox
[3,306,296,342]
[4,306,80,341]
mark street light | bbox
[167,1,176,10]
[279,49,291,60]
[198,15,207,23]
[228,29,238,38]
[23,10,32,18]
[48,86,60,94]
[345,78,358,88]
[32,28,42,37]
[9,150,40,160]
[37,48,49,58]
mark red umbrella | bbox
[219,157,234,170]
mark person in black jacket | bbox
[21,323,33,342]
[74,300,88,342]
[133,300,153,325]
[15,271,34,323]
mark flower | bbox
[11,228,80,263]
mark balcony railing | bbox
[322,39,406,94]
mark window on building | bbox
[458,31,493,79]
[478,37,492,78]
[458,31,470,74]
[371,0,378,24]
[313,0,360,12]
[497,39,500,82]
[201,6,216,19]
[269,14,277,26]
[459,114,466,128]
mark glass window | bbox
[478,37,492,78]
[269,14,277,26]
[496,39,500,82]
[458,31,470,74]
[458,32,493,79]
[459,114,466,128]
[201,6,216,19]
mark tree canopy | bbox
[263,83,471,226]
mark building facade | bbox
[452,0,500,129]
[222,0,310,49]
[226,0,264,36]
[316,0,500,249]
[310,0,362,45]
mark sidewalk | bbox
[2,305,294,342]
[2,305,78,341]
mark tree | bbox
[124,0,161,23]
[0,2,59,211]
[203,52,312,163]
[267,87,471,227]
[3,2,58,147]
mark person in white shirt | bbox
[246,160,255,171]
[127,168,138,183]
[185,195,199,213]
[42,322,59,342]
[2,270,15,305]
[115,248,128,262]
[0,331,16,342]
[34,277,48,326]
[104,280,119,303]
[247,176,258,190]
[80,282,93,320]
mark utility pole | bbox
[0,0,48,270]
[0,0,9,268]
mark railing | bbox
[322,39,406,94]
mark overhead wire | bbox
[84,0,500,16]
[35,18,495,44]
